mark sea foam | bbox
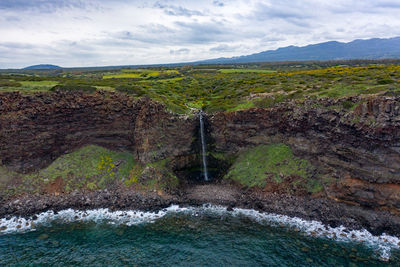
[1,204,399,261]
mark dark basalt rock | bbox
[1,184,400,237]
[0,91,195,172]
[210,96,400,211]
[1,91,400,232]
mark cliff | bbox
[211,97,400,211]
[0,91,195,172]
[1,91,400,215]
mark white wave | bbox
[1,204,399,261]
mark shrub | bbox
[377,78,395,85]
[384,90,400,96]
[0,80,22,87]
[115,84,146,96]
[255,94,287,108]
[50,84,97,93]
[341,100,354,110]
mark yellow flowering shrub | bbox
[98,155,115,177]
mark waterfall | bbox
[199,111,209,181]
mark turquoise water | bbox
[1,206,399,266]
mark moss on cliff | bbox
[32,145,139,191]
[0,145,182,198]
[0,145,138,196]
[143,159,179,192]
[225,144,322,194]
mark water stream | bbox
[199,111,209,181]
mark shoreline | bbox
[1,184,400,237]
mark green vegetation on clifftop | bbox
[1,61,400,114]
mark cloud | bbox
[253,1,315,20]
[0,0,400,68]
[112,20,235,45]
[0,0,87,12]
[170,48,190,55]
[373,1,400,8]
[213,1,224,7]
[0,42,35,49]
[4,16,20,22]
[210,44,240,52]
[154,3,204,17]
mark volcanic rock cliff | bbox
[211,97,400,212]
[0,91,195,173]
[1,91,400,214]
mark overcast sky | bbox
[1,0,400,68]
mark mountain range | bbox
[197,36,400,64]
[21,37,400,69]
[23,64,61,70]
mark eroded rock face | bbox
[1,92,400,212]
[210,96,400,211]
[0,91,195,172]
[132,98,196,163]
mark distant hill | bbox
[198,37,400,64]
[23,64,62,70]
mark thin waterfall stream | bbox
[199,111,209,181]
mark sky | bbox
[1,0,400,68]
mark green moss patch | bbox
[144,159,179,192]
[0,145,184,197]
[0,145,141,196]
[225,144,322,193]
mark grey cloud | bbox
[4,16,21,22]
[0,0,87,12]
[154,2,204,17]
[113,20,236,45]
[170,48,190,55]
[0,42,35,49]
[260,36,286,42]
[213,1,224,7]
[373,1,400,8]
[245,1,316,30]
[0,39,105,68]
[330,1,400,14]
[114,24,175,44]
[210,44,240,52]
[173,21,228,42]
[73,16,92,21]
[253,1,316,20]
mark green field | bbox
[103,69,180,79]
[218,69,276,73]
[20,80,59,90]
[1,60,400,114]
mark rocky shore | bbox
[1,183,400,237]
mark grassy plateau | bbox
[1,60,399,114]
